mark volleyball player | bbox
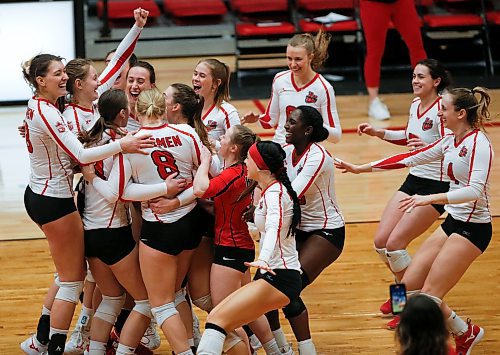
[126,61,157,132]
[242,31,341,146]
[356,59,452,315]
[336,87,493,354]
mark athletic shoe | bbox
[192,310,202,348]
[65,326,90,354]
[280,343,295,355]
[140,320,161,350]
[379,299,392,315]
[105,328,120,355]
[454,319,484,355]
[20,334,48,355]
[386,315,400,330]
[368,97,391,120]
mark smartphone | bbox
[390,283,407,315]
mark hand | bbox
[134,8,149,28]
[398,194,432,212]
[357,123,382,137]
[200,145,212,163]
[241,112,260,125]
[18,125,26,138]
[241,205,256,222]
[244,259,276,275]
[119,132,155,155]
[165,173,187,198]
[407,137,426,151]
[334,158,362,174]
[81,164,96,182]
[149,196,180,214]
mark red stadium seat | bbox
[97,0,161,20]
[163,0,227,18]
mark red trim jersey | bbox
[126,112,141,133]
[63,24,143,135]
[202,101,240,142]
[383,96,449,182]
[254,181,300,271]
[24,97,122,198]
[371,130,493,223]
[201,163,254,250]
[284,143,344,231]
[82,130,131,230]
[259,70,341,145]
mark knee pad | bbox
[151,302,178,327]
[223,331,243,353]
[283,297,306,319]
[386,249,411,273]
[174,288,187,307]
[85,269,95,283]
[300,269,310,290]
[407,290,421,298]
[53,273,61,287]
[133,299,152,318]
[420,292,442,306]
[374,246,389,264]
[55,281,84,304]
[192,294,213,313]
[95,294,126,324]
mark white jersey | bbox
[260,70,341,145]
[371,130,493,223]
[126,112,141,133]
[63,23,143,135]
[24,97,122,198]
[284,143,344,231]
[202,101,240,142]
[383,97,449,181]
[82,130,131,230]
[254,181,301,271]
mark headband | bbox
[248,143,269,171]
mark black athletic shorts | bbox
[196,201,215,239]
[398,174,450,214]
[213,245,255,273]
[441,215,492,253]
[295,226,345,252]
[254,269,302,303]
[140,208,203,256]
[84,225,136,265]
[24,186,77,225]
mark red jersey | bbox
[202,163,254,250]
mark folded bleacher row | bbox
[94,0,500,79]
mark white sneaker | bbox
[20,334,48,355]
[140,319,161,350]
[192,310,201,348]
[65,326,90,354]
[280,343,295,355]
[368,97,391,120]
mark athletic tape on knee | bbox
[386,249,411,272]
[283,297,306,319]
[132,299,152,318]
[223,331,242,353]
[174,288,187,307]
[374,246,389,263]
[151,302,178,327]
[85,269,95,283]
[420,292,442,306]
[192,294,213,313]
[55,281,84,304]
[53,273,61,287]
[95,294,126,324]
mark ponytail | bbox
[276,168,300,237]
[449,87,491,130]
[288,29,331,71]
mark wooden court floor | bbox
[0,57,499,353]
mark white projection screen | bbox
[0,1,75,103]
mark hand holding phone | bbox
[390,283,407,315]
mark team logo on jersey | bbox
[305,91,318,103]
[206,120,217,131]
[286,105,296,118]
[459,146,468,157]
[55,121,66,133]
[25,108,34,120]
[422,117,433,131]
[66,121,74,132]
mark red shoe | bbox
[105,328,120,355]
[386,315,400,330]
[454,319,484,355]
[379,299,392,315]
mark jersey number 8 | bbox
[151,150,179,179]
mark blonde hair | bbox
[136,88,166,119]
[198,58,231,107]
[449,87,491,130]
[288,29,331,71]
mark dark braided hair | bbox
[257,141,301,237]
